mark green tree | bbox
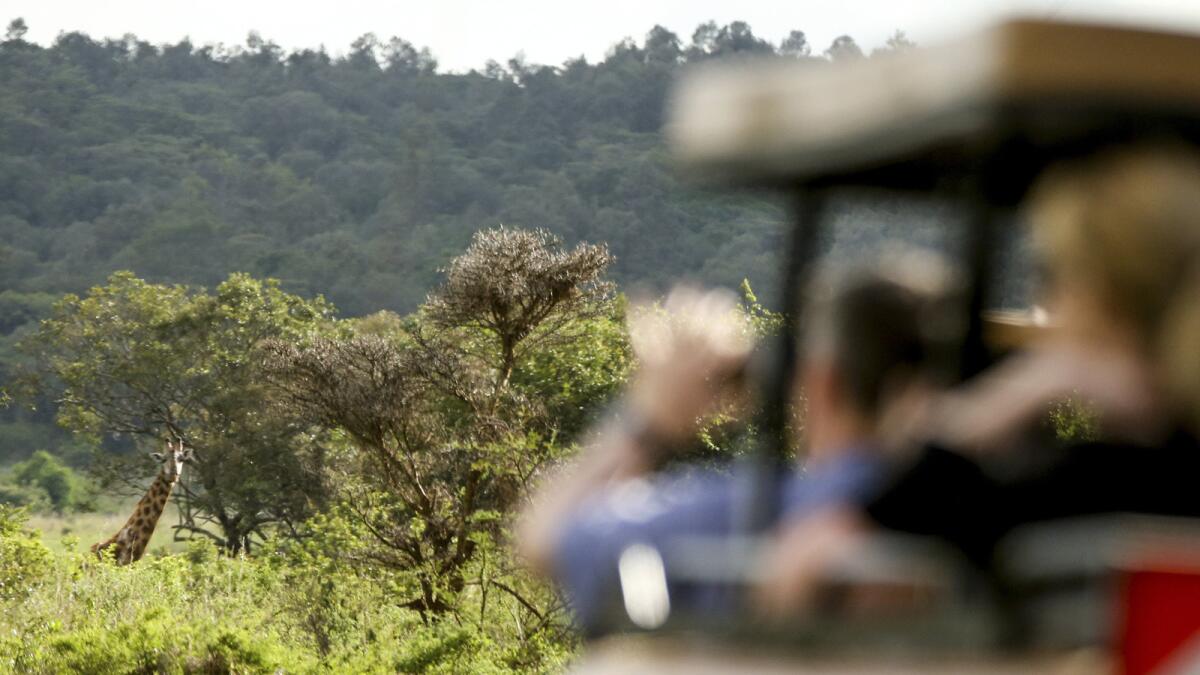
[643,25,683,64]
[4,18,28,43]
[826,35,864,61]
[687,20,774,60]
[383,36,437,74]
[873,30,917,56]
[11,450,88,512]
[22,272,337,552]
[262,228,618,616]
[780,30,811,58]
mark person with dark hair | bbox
[518,259,955,632]
[756,145,1200,613]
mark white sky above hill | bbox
[8,0,1200,72]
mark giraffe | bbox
[92,438,193,565]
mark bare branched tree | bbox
[263,227,616,618]
[425,227,614,392]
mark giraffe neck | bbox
[122,469,179,547]
[94,467,182,564]
[135,469,178,522]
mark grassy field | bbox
[3,505,573,672]
[27,501,191,557]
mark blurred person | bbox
[756,144,1200,615]
[518,259,955,632]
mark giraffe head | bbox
[150,438,193,480]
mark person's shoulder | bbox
[563,466,739,536]
[783,450,887,518]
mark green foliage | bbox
[0,480,51,511]
[10,450,92,512]
[278,506,574,673]
[0,18,892,333]
[1,508,571,673]
[681,281,788,461]
[8,234,614,666]
[739,279,784,337]
[0,505,53,602]
[0,419,88,466]
[510,296,633,438]
[30,608,293,674]
[263,229,620,618]
[2,545,316,673]
[22,271,337,551]
[0,290,54,334]
[1049,395,1100,442]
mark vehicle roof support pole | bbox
[736,188,825,534]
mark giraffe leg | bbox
[132,539,147,562]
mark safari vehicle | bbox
[573,18,1200,674]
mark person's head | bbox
[800,254,957,458]
[1029,145,1200,431]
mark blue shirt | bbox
[552,449,884,631]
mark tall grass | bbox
[27,503,189,556]
[0,506,574,673]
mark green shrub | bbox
[1049,395,1100,442]
[12,450,91,512]
[39,607,293,674]
[3,548,317,674]
[395,624,494,674]
[0,479,51,510]
[1,505,577,673]
[0,505,53,602]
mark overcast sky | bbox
[8,0,1200,72]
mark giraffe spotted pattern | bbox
[92,439,192,565]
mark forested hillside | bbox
[0,17,928,459]
[0,18,885,321]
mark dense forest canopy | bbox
[0,17,936,459]
[0,19,919,320]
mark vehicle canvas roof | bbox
[668,18,1200,202]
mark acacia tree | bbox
[424,227,614,389]
[263,227,623,616]
[21,271,337,552]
